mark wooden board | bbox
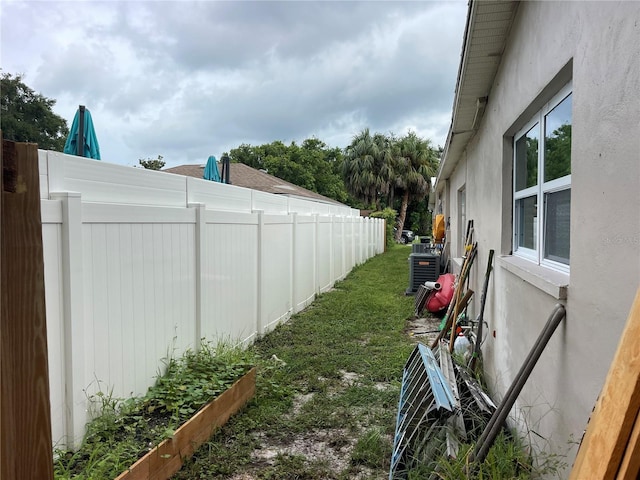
[0,140,54,480]
[116,367,256,480]
[569,288,640,479]
[616,409,640,479]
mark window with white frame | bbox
[513,82,572,271]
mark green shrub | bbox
[370,208,397,249]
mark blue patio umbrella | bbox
[203,155,221,182]
[63,105,101,159]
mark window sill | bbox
[497,255,568,300]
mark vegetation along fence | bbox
[38,151,384,449]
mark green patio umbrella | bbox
[203,155,221,182]
[63,105,101,159]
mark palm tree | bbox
[372,132,394,209]
[393,131,438,241]
[343,129,393,209]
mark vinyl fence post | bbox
[349,217,354,270]
[313,214,319,297]
[189,203,205,350]
[50,190,86,448]
[329,215,334,286]
[291,212,297,313]
[363,217,368,260]
[358,216,363,264]
[341,217,346,279]
[367,217,372,257]
[255,210,264,335]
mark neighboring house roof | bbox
[436,1,519,192]
[163,162,344,206]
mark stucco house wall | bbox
[437,0,640,468]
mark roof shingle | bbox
[163,162,343,205]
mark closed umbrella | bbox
[63,105,101,159]
[203,155,221,182]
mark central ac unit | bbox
[406,253,440,295]
[412,243,435,254]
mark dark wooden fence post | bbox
[1,137,54,479]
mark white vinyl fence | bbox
[39,151,384,449]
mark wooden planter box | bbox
[115,367,256,480]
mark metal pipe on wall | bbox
[470,304,567,465]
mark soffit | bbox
[436,0,519,193]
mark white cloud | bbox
[1,0,467,167]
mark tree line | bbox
[227,130,439,241]
[1,72,439,237]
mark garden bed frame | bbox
[115,367,256,480]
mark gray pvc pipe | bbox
[470,304,566,465]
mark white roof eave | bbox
[436,0,519,194]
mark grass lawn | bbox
[54,244,563,479]
[173,244,416,479]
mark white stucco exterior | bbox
[436,1,640,472]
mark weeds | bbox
[54,245,566,479]
[429,431,537,480]
[351,428,393,470]
[174,246,415,479]
[53,341,255,479]
[400,358,567,480]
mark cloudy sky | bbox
[2,1,467,168]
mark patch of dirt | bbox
[404,314,443,345]
[290,392,315,416]
[230,371,393,479]
[226,319,437,480]
[339,370,362,386]
[373,382,391,391]
[252,428,355,471]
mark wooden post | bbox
[569,288,640,479]
[617,410,640,479]
[1,139,54,479]
[0,134,2,479]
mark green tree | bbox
[343,129,393,209]
[263,141,316,191]
[229,143,261,168]
[392,131,438,241]
[317,146,348,204]
[527,136,539,187]
[544,124,571,181]
[370,207,398,249]
[139,155,165,170]
[229,138,348,204]
[374,132,395,208]
[299,138,348,203]
[0,72,69,150]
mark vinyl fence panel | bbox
[199,210,259,345]
[293,214,317,313]
[259,213,294,333]
[40,150,384,449]
[317,216,333,293]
